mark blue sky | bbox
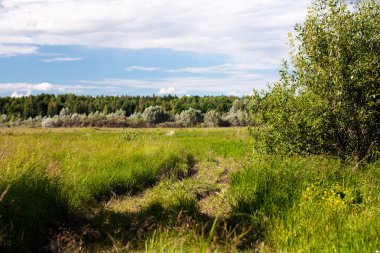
[0,0,310,97]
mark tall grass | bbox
[0,168,69,251]
[63,149,193,211]
[0,128,251,251]
[229,155,380,252]
[0,129,207,250]
[6,128,377,251]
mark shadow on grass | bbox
[0,169,70,253]
[0,153,260,252]
[47,198,258,252]
[0,152,197,252]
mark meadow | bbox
[0,127,379,252]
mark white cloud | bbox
[0,0,310,65]
[126,64,275,76]
[0,82,115,96]
[11,91,24,98]
[2,82,56,96]
[166,65,232,74]
[165,64,271,74]
[33,82,53,90]
[158,87,186,95]
[1,71,276,97]
[41,57,82,63]
[9,84,32,97]
[79,73,277,95]
[125,66,159,71]
[0,44,38,57]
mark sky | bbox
[0,0,310,97]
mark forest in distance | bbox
[0,94,243,118]
[0,94,251,128]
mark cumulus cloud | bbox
[1,82,53,97]
[33,82,53,90]
[0,82,116,96]
[0,0,309,65]
[11,91,27,98]
[40,57,82,63]
[158,87,186,95]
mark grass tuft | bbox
[0,168,69,251]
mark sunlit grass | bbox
[1,127,378,252]
[229,155,380,252]
[0,127,251,251]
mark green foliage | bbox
[0,169,69,251]
[229,155,380,252]
[175,108,203,127]
[0,94,241,120]
[0,96,255,128]
[0,128,251,251]
[203,110,224,127]
[250,0,380,161]
[142,106,170,125]
[223,109,250,126]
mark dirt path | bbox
[106,158,242,217]
[48,158,247,252]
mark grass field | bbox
[0,128,379,252]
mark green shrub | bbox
[204,110,224,127]
[250,0,380,162]
[142,106,170,125]
[175,108,203,127]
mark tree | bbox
[47,97,58,117]
[204,110,223,127]
[175,108,203,127]
[251,0,380,162]
[142,106,169,125]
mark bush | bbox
[203,110,224,127]
[250,0,380,162]
[127,112,146,127]
[41,117,56,128]
[175,108,203,127]
[142,106,170,125]
[223,110,250,126]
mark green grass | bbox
[0,127,379,252]
[0,127,252,251]
[0,169,69,251]
[229,155,380,252]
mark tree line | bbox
[0,94,246,120]
[0,94,251,128]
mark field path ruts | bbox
[105,158,244,218]
[48,156,247,252]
